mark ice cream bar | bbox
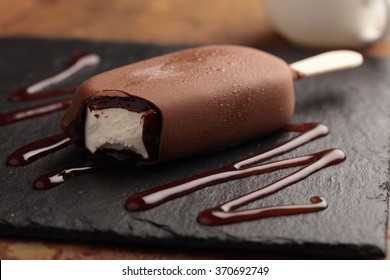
[61,45,295,163]
[60,45,310,163]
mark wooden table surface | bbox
[0,0,389,260]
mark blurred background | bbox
[0,0,274,45]
[1,0,389,53]
[0,0,389,259]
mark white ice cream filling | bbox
[85,107,149,159]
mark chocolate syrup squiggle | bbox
[125,123,346,225]
[0,52,101,126]
[6,133,71,166]
[33,161,104,190]
[32,157,139,190]
[5,132,109,189]
[198,149,343,225]
[9,53,100,102]
[0,99,72,126]
[5,122,344,225]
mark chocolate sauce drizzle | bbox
[125,123,345,225]
[33,160,105,190]
[8,52,100,102]
[0,52,101,126]
[0,99,72,126]
[6,118,344,224]
[32,156,135,190]
[2,51,345,226]
[4,132,119,189]
[6,133,71,166]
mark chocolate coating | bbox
[61,45,295,163]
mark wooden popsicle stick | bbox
[290,50,363,79]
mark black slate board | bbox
[0,37,388,259]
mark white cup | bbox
[263,0,390,48]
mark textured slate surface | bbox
[0,37,388,258]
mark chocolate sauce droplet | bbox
[125,198,147,211]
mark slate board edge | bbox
[0,222,384,259]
